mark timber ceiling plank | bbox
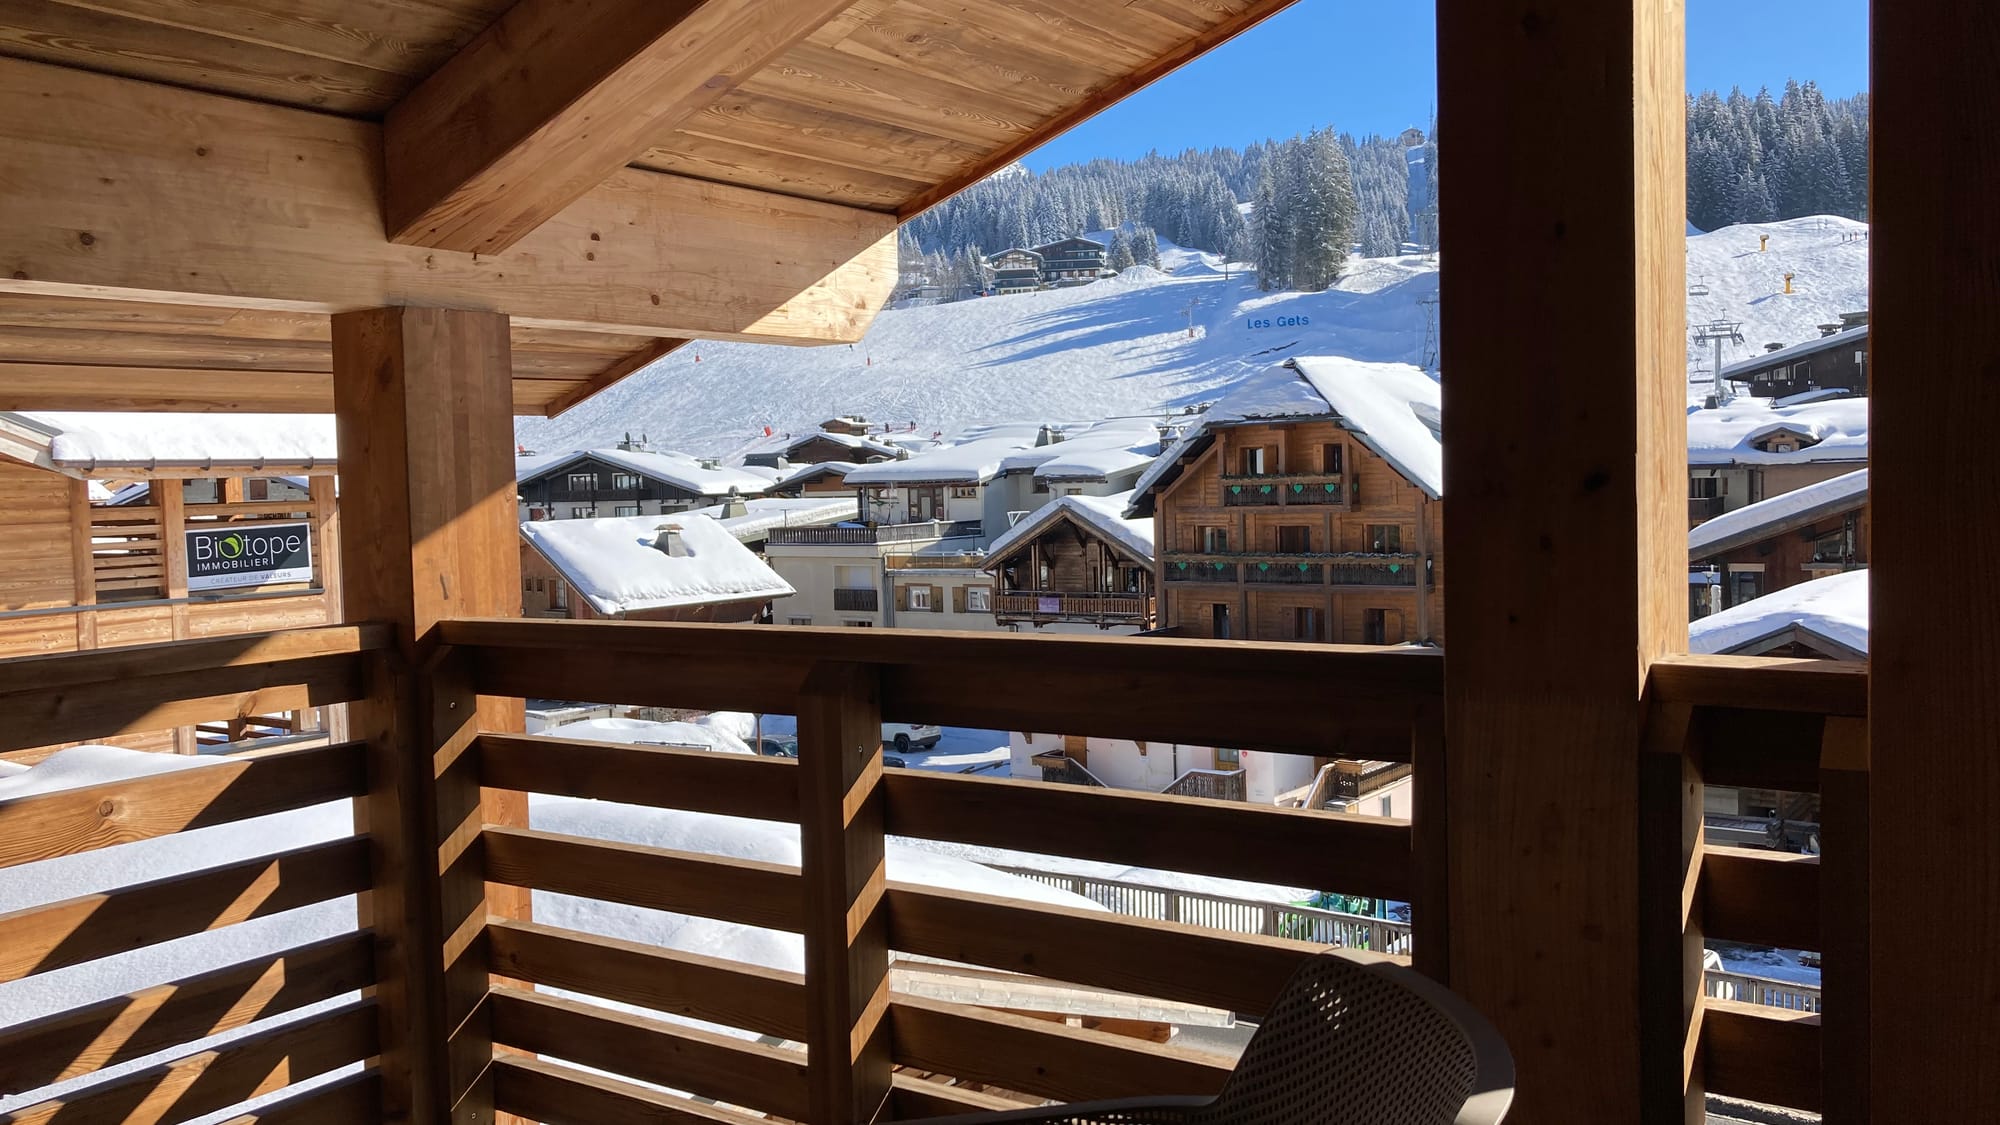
[384,0,858,254]
[742,44,1037,148]
[680,90,989,181]
[0,58,897,344]
[53,0,508,78]
[632,136,927,210]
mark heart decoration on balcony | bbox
[1297,562,1310,571]
[1229,485,1242,494]
[1259,485,1273,494]
[1176,561,1189,570]
[1257,562,1271,572]
[1388,563,1402,573]
[1292,483,1304,493]
[1324,483,1337,492]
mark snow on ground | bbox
[518,218,1868,459]
[1688,570,1869,656]
[755,717,1011,774]
[521,511,792,616]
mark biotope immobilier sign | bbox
[186,522,314,591]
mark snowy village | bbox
[0,3,1980,1125]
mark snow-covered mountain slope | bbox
[519,217,1868,458]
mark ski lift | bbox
[1687,276,1711,298]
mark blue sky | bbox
[1022,0,1869,170]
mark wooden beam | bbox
[541,339,685,418]
[1872,1,2000,1119]
[0,366,330,412]
[1700,847,1819,952]
[482,826,802,931]
[0,58,896,344]
[478,732,798,822]
[491,1054,767,1125]
[1817,717,1868,1125]
[1638,703,1705,1125]
[1700,1000,1821,1114]
[386,0,853,253]
[332,306,522,1124]
[796,662,892,1125]
[1437,0,1684,1120]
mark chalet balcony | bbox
[1166,552,1423,587]
[1163,557,1239,582]
[833,587,880,611]
[1220,473,1346,507]
[767,519,981,547]
[993,590,1153,623]
[1689,495,1727,524]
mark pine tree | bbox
[1107,227,1135,271]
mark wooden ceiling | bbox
[0,0,1296,414]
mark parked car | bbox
[757,736,798,758]
[880,723,941,753]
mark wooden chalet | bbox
[0,3,1989,1125]
[515,447,770,521]
[1722,318,1871,398]
[1691,468,1869,617]
[1032,237,1112,287]
[1133,359,1444,646]
[985,248,1046,295]
[773,461,869,496]
[983,495,1156,632]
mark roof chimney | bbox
[1035,424,1054,447]
[1764,342,1785,353]
[1818,323,1841,337]
[721,486,749,519]
[699,457,721,470]
[1838,309,1870,329]
[653,525,688,557]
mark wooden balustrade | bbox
[0,620,1861,1124]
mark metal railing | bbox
[832,587,879,612]
[768,519,981,546]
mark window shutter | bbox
[953,585,967,613]
[930,584,944,612]
[895,585,908,610]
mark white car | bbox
[881,723,942,753]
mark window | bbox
[569,506,593,518]
[1292,606,1322,642]
[1239,446,1267,475]
[952,486,978,499]
[523,577,533,593]
[1212,603,1231,639]
[1277,525,1312,553]
[1728,567,1765,608]
[1691,477,1720,500]
[613,504,640,517]
[551,583,568,610]
[845,620,873,627]
[533,578,544,592]
[1215,748,1241,767]
[788,616,813,626]
[1365,525,1403,553]
[611,472,642,490]
[967,586,991,612]
[1380,795,1394,818]
[1063,487,1084,496]
[246,478,269,501]
[1364,608,1387,645]
[566,472,596,491]
[1322,444,1343,474]
[1199,525,1229,553]
[908,585,932,610]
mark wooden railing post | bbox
[1818,717,1868,1125]
[1639,702,1705,1125]
[797,661,892,1125]
[1409,701,1448,981]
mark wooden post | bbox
[1872,2,2000,1118]
[159,477,197,753]
[1818,717,1867,1125]
[796,662,892,1125]
[1639,703,1705,1125]
[66,477,96,652]
[1409,701,1448,982]
[332,306,526,1124]
[1437,0,1684,1118]
[310,474,347,740]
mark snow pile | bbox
[1689,570,1869,656]
[1291,356,1443,497]
[1687,396,1868,465]
[1689,468,1867,557]
[27,413,338,467]
[516,447,772,497]
[521,512,792,616]
[986,491,1155,565]
[543,715,757,754]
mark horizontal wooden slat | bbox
[1701,847,1820,951]
[492,1054,768,1125]
[489,986,811,1120]
[444,617,1436,756]
[0,656,363,753]
[888,1072,1037,1119]
[479,733,798,822]
[0,623,389,696]
[487,918,807,1041]
[1650,654,1866,717]
[1701,998,1822,1113]
[889,995,1231,1104]
[0,838,370,983]
[0,366,331,413]
[885,771,1413,901]
[0,740,366,868]
[190,501,319,518]
[887,885,1326,1018]
[212,1069,380,1124]
[0,1000,377,1125]
[482,827,801,931]
[0,932,373,1092]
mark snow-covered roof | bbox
[1721,324,1868,381]
[1689,469,1868,559]
[10,412,337,469]
[773,460,864,489]
[997,419,1162,483]
[843,422,1048,485]
[788,430,901,459]
[517,448,771,496]
[1687,397,1868,466]
[674,494,860,543]
[1129,358,1442,514]
[1689,570,1868,658]
[985,491,1155,569]
[521,512,792,616]
[543,714,757,755]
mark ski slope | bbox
[518,217,1869,458]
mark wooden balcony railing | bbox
[0,620,1860,1125]
[1166,552,1423,587]
[1219,473,1345,507]
[833,587,880,612]
[993,591,1152,621]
